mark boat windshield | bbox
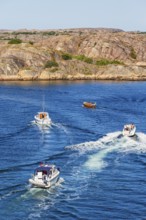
[35,166,52,175]
[124,124,135,131]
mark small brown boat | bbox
[83,102,96,108]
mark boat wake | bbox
[21,177,64,200]
[52,123,70,135]
[31,120,52,134]
[31,121,70,134]
[66,131,146,171]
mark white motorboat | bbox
[123,124,136,137]
[34,112,51,126]
[29,163,60,188]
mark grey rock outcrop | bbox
[0,28,146,80]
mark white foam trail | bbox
[52,123,69,135]
[65,131,121,153]
[84,145,119,170]
[85,132,146,171]
[137,132,146,145]
[31,121,52,134]
[66,131,146,171]
[21,185,45,198]
[67,131,146,153]
[21,177,64,199]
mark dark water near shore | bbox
[0,80,146,220]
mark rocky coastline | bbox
[0,28,146,81]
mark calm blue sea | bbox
[0,80,146,220]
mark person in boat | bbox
[131,124,135,129]
[40,114,44,119]
[41,170,48,184]
[39,113,44,119]
[40,162,44,166]
[43,173,48,184]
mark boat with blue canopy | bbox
[29,163,60,188]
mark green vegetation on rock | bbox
[130,47,137,59]
[96,59,124,66]
[8,38,22,44]
[29,41,34,45]
[12,31,37,35]
[42,31,56,36]
[44,60,59,68]
[74,55,93,64]
[62,53,72,60]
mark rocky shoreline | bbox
[1,65,146,81]
[0,28,146,81]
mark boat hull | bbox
[34,112,52,127]
[34,119,51,127]
[83,102,96,108]
[29,172,60,188]
[123,127,136,137]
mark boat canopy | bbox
[35,165,53,174]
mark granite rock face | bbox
[0,28,146,80]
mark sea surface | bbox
[0,80,146,220]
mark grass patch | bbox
[29,41,34,45]
[44,60,59,68]
[42,31,56,36]
[8,38,22,44]
[138,32,146,34]
[12,31,37,35]
[130,47,137,59]
[96,59,124,66]
[74,55,93,64]
[62,53,72,60]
